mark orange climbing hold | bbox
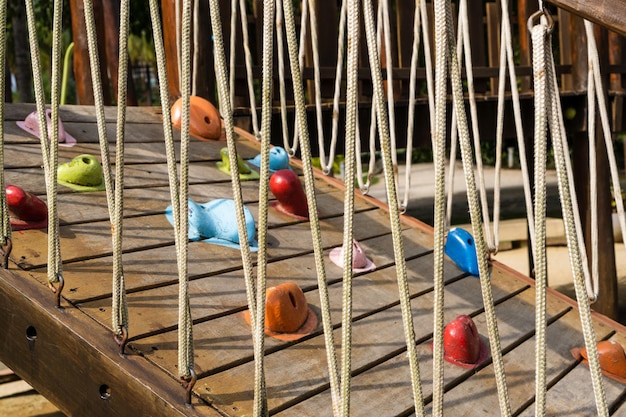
[170,95,223,141]
[244,282,317,341]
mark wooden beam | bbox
[0,267,219,417]
[545,0,626,38]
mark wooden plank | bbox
[2,103,163,124]
[278,268,546,416]
[76,230,434,334]
[545,0,626,38]
[192,265,528,415]
[0,265,219,416]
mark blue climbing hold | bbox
[247,146,292,173]
[444,227,480,276]
[165,198,258,252]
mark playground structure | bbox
[1,0,626,416]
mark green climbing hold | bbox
[57,154,106,192]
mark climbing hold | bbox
[571,340,626,384]
[444,227,480,276]
[329,240,376,273]
[216,148,259,181]
[170,95,223,141]
[269,169,309,220]
[5,185,48,230]
[243,282,318,341]
[17,109,77,147]
[247,146,292,173]
[443,314,488,369]
[165,198,258,251]
[57,154,106,192]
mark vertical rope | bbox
[237,0,260,137]
[340,0,359,413]
[280,0,342,412]
[24,0,63,290]
[112,0,131,338]
[539,11,608,416]
[0,0,8,249]
[436,0,512,414]
[431,0,449,412]
[362,0,425,414]
[176,0,194,381]
[251,0,277,413]
[208,0,268,413]
[530,19,549,416]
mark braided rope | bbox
[237,0,260,137]
[150,0,194,380]
[81,0,133,337]
[437,0,512,414]
[0,0,8,246]
[24,0,62,287]
[400,0,425,211]
[530,20,549,416]
[208,0,268,412]
[584,20,626,298]
[362,0,425,414]
[280,0,343,413]
[494,0,534,256]
[431,0,449,411]
[339,1,360,413]
[111,0,131,337]
[249,0,278,413]
[539,13,608,416]
[176,0,193,381]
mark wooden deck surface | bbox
[0,104,625,416]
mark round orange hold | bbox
[170,96,222,140]
[242,282,318,341]
[265,282,309,334]
[573,340,626,384]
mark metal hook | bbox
[47,274,64,308]
[114,325,129,356]
[0,237,12,269]
[180,367,197,406]
[528,7,554,34]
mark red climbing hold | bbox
[5,185,48,230]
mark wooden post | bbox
[161,0,181,103]
[70,0,112,105]
[101,0,138,106]
[570,17,618,319]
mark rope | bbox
[208,0,269,413]
[494,0,535,256]
[584,20,626,300]
[434,0,512,414]
[81,0,130,341]
[149,0,194,381]
[251,0,278,412]
[237,0,260,137]
[176,0,194,383]
[24,0,63,291]
[400,1,422,211]
[111,0,131,338]
[431,0,450,411]
[280,0,342,413]
[529,17,549,415]
[361,0,425,414]
[533,10,609,416]
[0,0,10,250]
[341,0,358,411]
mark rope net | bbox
[8,0,626,415]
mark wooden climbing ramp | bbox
[0,104,626,416]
